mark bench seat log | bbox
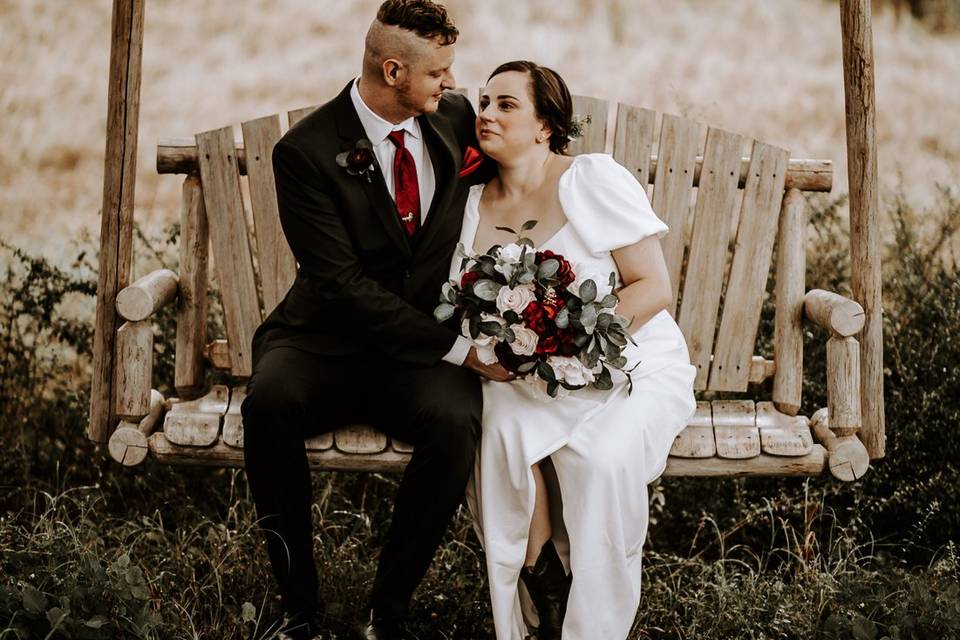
[116,269,179,321]
[108,389,164,466]
[145,431,827,477]
[163,384,229,446]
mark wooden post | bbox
[89,0,146,443]
[840,0,885,459]
[773,189,805,416]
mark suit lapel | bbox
[415,111,460,254]
[333,84,412,259]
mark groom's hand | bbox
[463,347,516,382]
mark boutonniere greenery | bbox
[336,139,376,182]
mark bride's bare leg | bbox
[525,461,552,566]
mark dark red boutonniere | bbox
[458,145,484,179]
[336,139,376,182]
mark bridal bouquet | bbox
[435,221,636,398]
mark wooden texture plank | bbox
[175,176,209,398]
[773,189,806,415]
[612,104,657,190]
[162,384,228,446]
[712,400,760,459]
[677,127,745,389]
[841,0,885,460]
[114,320,152,421]
[810,408,870,481]
[709,141,790,391]
[241,115,296,315]
[221,385,246,448]
[651,114,701,314]
[567,95,608,155]
[305,432,334,451]
[335,426,388,454]
[756,401,814,456]
[89,0,146,443]
[195,126,261,377]
[392,439,414,453]
[804,289,865,337]
[669,401,715,458]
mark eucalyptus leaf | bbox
[517,361,537,373]
[537,361,557,383]
[581,304,598,334]
[469,314,480,339]
[593,366,614,390]
[434,303,455,322]
[538,259,559,279]
[574,333,591,347]
[609,355,628,369]
[597,313,613,331]
[518,237,535,248]
[495,225,517,234]
[517,270,535,285]
[600,294,618,308]
[504,326,516,342]
[521,219,539,231]
[479,320,504,337]
[555,306,569,329]
[579,279,597,304]
[607,330,627,347]
[503,310,520,324]
[547,380,560,397]
[608,271,617,287]
[473,279,502,301]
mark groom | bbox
[240,1,509,639]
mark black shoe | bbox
[358,611,415,640]
[519,540,571,640]
[277,608,323,640]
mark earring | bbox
[536,135,546,143]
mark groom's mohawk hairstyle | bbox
[376,0,459,44]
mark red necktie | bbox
[387,130,421,236]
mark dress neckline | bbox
[467,156,581,254]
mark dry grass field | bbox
[1,0,957,266]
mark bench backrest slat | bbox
[612,103,657,193]
[568,95,609,156]
[649,113,702,316]
[676,126,745,390]
[195,126,262,377]
[709,141,789,391]
[241,114,296,315]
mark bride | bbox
[450,61,697,640]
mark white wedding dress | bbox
[450,154,698,640]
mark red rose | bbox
[461,270,481,288]
[535,335,560,355]
[536,250,576,289]
[523,301,548,334]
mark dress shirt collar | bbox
[350,77,420,144]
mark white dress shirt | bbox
[350,78,472,366]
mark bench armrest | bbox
[116,268,179,321]
[803,289,864,337]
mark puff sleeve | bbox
[559,153,668,255]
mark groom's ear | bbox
[382,59,403,87]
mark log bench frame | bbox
[102,91,877,483]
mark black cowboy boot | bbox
[519,540,571,640]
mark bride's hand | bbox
[463,347,517,382]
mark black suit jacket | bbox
[251,81,482,367]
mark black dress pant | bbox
[240,346,481,621]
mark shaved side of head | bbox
[363,20,435,82]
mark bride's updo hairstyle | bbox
[487,60,574,155]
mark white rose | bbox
[496,283,536,315]
[547,355,597,387]
[495,242,525,277]
[508,325,539,356]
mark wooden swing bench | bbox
[105,92,875,482]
